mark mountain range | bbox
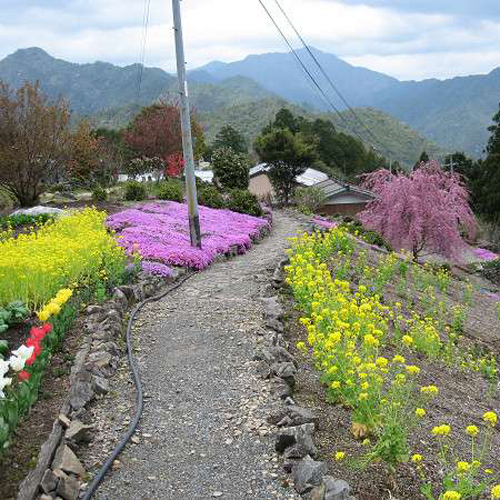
[194,47,500,157]
[1,47,497,164]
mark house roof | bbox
[315,177,374,199]
[249,163,329,187]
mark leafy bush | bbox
[227,189,262,217]
[197,185,226,209]
[124,181,147,201]
[294,186,327,214]
[156,179,183,202]
[0,301,29,333]
[212,147,249,191]
[0,213,54,230]
[92,185,108,202]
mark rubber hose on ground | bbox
[81,271,196,500]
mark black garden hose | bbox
[81,271,197,500]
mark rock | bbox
[291,456,327,494]
[270,381,292,400]
[272,267,283,287]
[112,288,128,308]
[57,413,71,428]
[271,362,297,388]
[253,348,275,364]
[85,305,104,316]
[256,360,271,379]
[56,475,80,500]
[275,423,317,457]
[88,351,112,369]
[65,420,93,443]
[117,285,135,302]
[309,484,326,500]
[92,375,110,394]
[39,494,55,500]
[52,445,85,477]
[105,308,122,323]
[261,296,284,321]
[269,346,296,366]
[266,319,284,333]
[323,477,355,500]
[269,405,318,427]
[11,206,63,217]
[69,369,94,410]
[212,492,223,498]
[40,468,58,494]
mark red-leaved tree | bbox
[359,161,477,260]
[166,152,185,178]
[124,102,204,166]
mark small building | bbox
[315,178,374,216]
[248,163,329,198]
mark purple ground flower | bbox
[473,247,498,262]
[108,201,270,270]
[141,261,173,277]
[313,216,337,229]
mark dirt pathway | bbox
[95,212,305,500]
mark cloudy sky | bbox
[1,0,500,81]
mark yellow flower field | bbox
[0,208,125,310]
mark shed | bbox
[248,163,329,198]
[315,178,374,216]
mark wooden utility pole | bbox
[172,0,201,248]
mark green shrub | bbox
[212,147,249,190]
[227,189,262,217]
[124,181,147,201]
[92,185,108,202]
[156,179,184,202]
[198,185,226,209]
[0,213,54,230]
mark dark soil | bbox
[0,318,84,500]
[280,241,500,500]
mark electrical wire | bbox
[273,0,389,155]
[257,0,369,147]
[81,271,197,500]
[136,0,152,99]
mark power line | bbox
[256,0,369,146]
[273,0,388,154]
[136,0,151,99]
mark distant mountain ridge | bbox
[196,47,500,156]
[0,47,447,166]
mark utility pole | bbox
[172,0,201,248]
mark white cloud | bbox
[1,0,500,80]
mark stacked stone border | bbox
[17,212,272,500]
[254,222,356,500]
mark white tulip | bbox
[0,376,12,399]
[0,359,9,377]
[11,345,34,360]
[9,355,26,372]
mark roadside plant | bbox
[294,186,327,214]
[417,412,499,500]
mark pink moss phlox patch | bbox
[107,202,269,270]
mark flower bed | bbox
[285,227,500,499]
[0,209,128,451]
[0,208,125,309]
[107,201,270,271]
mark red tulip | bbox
[42,323,52,334]
[18,370,30,381]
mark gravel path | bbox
[95,212,304,500]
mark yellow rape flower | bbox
[483,411,497,427]
[415,408,426,418]
[411,454,423,463]
[334,451,345,461]
[466,425,479,437]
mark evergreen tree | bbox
[473,103,500,221]
[212,125,248,154]
[254,127,316,205]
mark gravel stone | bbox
[91,212,305,500]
